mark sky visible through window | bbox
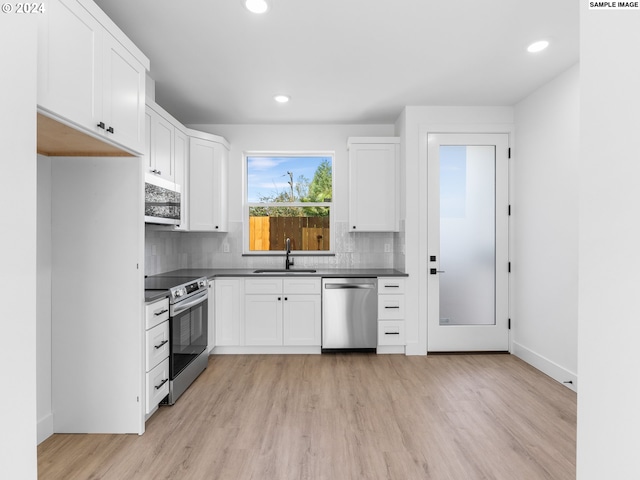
[247,155,332,203]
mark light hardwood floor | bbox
[38,354,576,479]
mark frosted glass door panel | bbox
[439,145,495,326]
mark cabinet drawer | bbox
[145,298,169,329]
[378,321,405,346]
[146,358,169,414]
[245,278,283,295]
[378,278,406,294]
[146,320,169,372]
[283,277,321,294]
[378,295,405,319]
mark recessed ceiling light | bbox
[244,0,269,14]
[274,94,290,103]
[527,40,549,53]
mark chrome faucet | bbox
[285,237,294,270]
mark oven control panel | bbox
[169,277,208,303]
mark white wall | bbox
[0,13,38,479]
[578,7,640,479]
[394,107,515,355]
[37,156,53,442]
[512,65,579,390]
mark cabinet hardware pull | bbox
[154,309,168,316]
[385,285,400,288]
[384,306,400,309]
[278,297,281,301]
[156,170,162,175]
[154,340,169,349]
[97,121,105,129]
[384,332,400,335]
[106,126,114,134]
[284,297,288,301]
[154,378,168,390]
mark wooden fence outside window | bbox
[249,216,330,251]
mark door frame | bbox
[426,133,510,352]
[416,123,514,355]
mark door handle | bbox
[430,268,445,275]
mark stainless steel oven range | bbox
[145,276,209,405]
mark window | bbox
[245,153,333,254]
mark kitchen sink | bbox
[253,269,317,274]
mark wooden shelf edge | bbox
[37,113,134,157]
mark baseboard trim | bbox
[38,412,54,444]
[512,341,577,392]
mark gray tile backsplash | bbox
[145,221,402,276]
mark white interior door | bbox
[427,133,509,352]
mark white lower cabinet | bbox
[283,294,321,345]
[214,278,244,346]
[243,278,322,347]
[378,320,406,346]
[245,294,283,345]
[146,358,169,414]
[145,298,170,415]
[145,321,170,372]
[377,278,406,352]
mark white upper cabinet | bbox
[145,104,175,182]
[38,0,148,154]
[348,137,400,232]
[173,127,190,231]
[188,131,230,232]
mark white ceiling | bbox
[94,0,579,125]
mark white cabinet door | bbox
[146,358,169,415]
[101,32,146,154]
[283,295,321,346]
[245,295,283,345]
[146,107,174,181]
[348,139,400,232]
[174,128,189,230]
[37,0,147,154]
[215,279,243,346]
[145,320,170,372]
[38,0,102,131]
[189,136,229,232]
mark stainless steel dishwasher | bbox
[322,278,378,351]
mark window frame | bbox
[243,151,335,256]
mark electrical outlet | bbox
[384,243,391,253]
[223,243,230,253]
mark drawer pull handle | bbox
[385,285,400,288]
[154,340,169,349]
[154,309,168,316]
[385,332,400,335]
[154,378,168,390]
[384,306,400,309]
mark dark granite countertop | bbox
[145,290,169,304]
[145,268,407,303]
[150,268,408,280]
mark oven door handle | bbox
[172,290,208,315]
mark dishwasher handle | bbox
[324,283,376,289]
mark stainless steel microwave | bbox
[144,175,181,225]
